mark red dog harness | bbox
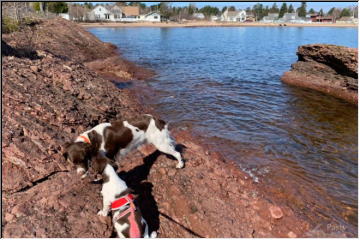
[112,194,141,238]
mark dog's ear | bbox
[87,130,102,154]
[91,155,108,174]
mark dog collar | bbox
[78,135,91,144]
[111,194,134,210]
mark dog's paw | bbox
[97,210,108,216]
[150,231,157,238]
[176,161,184,169]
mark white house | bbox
[193,13,205,20]
[88,5,111,21]
[221,8,246,22]
[278,13,312,23]
[262,13,279,23]
[210,15,220,21]
[140,12,161,22]
[87,5,140,22]
[59,13,70,20]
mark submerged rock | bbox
[281,44,358,105]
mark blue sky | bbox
[86,2,357,12]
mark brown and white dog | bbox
[91,154,156,238]
[63,114,184,178]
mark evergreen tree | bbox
[279,3,287,18]
[83,2,93,9]
[319,9,324,16]
[199,5,220,17]
[270,3,279,13]
[288,4,294,13]
[264,6,269,17]
[308,8,315,14]
[327,7,335,16]
[340,8,351,17]
[47,2,68,13]
[222,6,227,13]
[188,3,196,15]
[252,3,265,21]
[297,2,307,17]
[228,6,236,11]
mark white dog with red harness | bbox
[92,154,156,238]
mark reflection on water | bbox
[89,26,358,235]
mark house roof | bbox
[110,5,122,14]
[144,12,160,17]
[122,6,140,16]
[93,5,109,11]
[227,11,243,17]
[103,5,112,11]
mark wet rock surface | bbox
[281,44,358,104]
[2,18,325,237]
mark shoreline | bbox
[80,21,358,28]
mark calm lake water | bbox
[89,27,358,235]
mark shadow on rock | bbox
[118,150,161,233]
[116,143,187,234]
[2,40,40,60]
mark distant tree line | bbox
[11,2,356,22]
[250,2,356,20]
[32,2,68,14]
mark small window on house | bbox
[105,14,110,19]
[154,16,158,19]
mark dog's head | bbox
[63,141,92,177]
[88,154,118,182]
[63,130,102,178]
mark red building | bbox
[310,14,335,23]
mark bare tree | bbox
[68,4,88,21]
[2,2,34,21]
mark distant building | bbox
[140,12,161,22]
[262,13,279,23]
[87,5,140,22]
[309,14,334,23]
[245,13,255,22]
[59,13,70,20]
[221,8,246,22]
[121,6,140,19]
[193,13,205,20]
[337,17,357,24]
[278,12,312,23]
[210,15,220,21]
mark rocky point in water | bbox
[3,18,353,237]
[281,44,358,105]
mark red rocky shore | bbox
[281,44,358,105]
[2,18,339,237]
